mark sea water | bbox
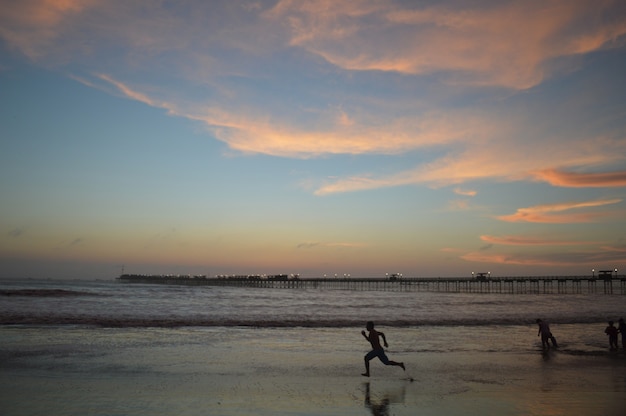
[1,278,625,415]
[1,277,623,328]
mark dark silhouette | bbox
[618,318,625,350]
[605,320,618,350]
[361,321,405,377]
[536,319,558,350]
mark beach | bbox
[1,325,624,415]
[1,278,625,415]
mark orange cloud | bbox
[600,245,626,253]
[269,0,626,89]
[0,0,95,60]
[95,74,481,159]
[461,250,624,267]
[454,188,477,197]
[480,235,600,246]
[497,199,623,223]
[533,169,626,187]
[4,1,624,198]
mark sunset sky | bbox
[1,0,626,279]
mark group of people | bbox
[605,318,626,350]
[360,318,626,378]
[537,318,626,351]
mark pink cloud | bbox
[480,235,600,246]
[497,199,623,223]
[532,169,626,187]
[269,0,626,89]
[454,188,477,197]
[0,0,96,60]
[461,250,624,267]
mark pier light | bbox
[592,269,595,278]
[615,268,619,277]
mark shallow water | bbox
[1,278,625,415]
[1,325,625,415]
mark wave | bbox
[0,289,99,297]
[0,314,617,329]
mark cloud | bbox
[2,0,625,196]
[297,241,367,249]
[0,0,93,61]
[68,238,83,247]
[461,250,623,267]
[497,199,623,223]
[532,169,626,187]
[268,0,626,89]
[480,235,601,246]
[447,199,472,211]
[7,227,25,238]
[454,188,477,197]
[601,244,626,253]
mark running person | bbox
[361,321,405,377]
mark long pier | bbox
[118,275,626,295]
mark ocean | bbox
[1,278,625,415]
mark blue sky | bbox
[1,0,625,279]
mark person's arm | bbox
[379,332,389,348]
[361,330,369,341]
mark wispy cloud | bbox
[532,169,626,187]
[497,199,623,223]
[454,188,477,197]
[480,235,601,246]
[601,244,626,253]
[0,0,91,61]
[7,227,25,238]
[268,0,626,89]
[2,0,625,196]
[447,199,472,211]
[297,241,367,249]
[461,250,624,267]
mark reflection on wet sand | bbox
[364,382,406,416]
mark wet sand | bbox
[1,326,624,415]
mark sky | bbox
[1,0,626,280]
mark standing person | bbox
[618,318,626,350]
[361,321,405,377]
[605,320,618,350]
[536,319,557,350]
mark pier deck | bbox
[118,275,626,295]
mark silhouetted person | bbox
[618,318,625,350]
[361,321,405,377]
[536,319,557,350]
[605,320,618,350]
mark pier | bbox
[118,275,626,295]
